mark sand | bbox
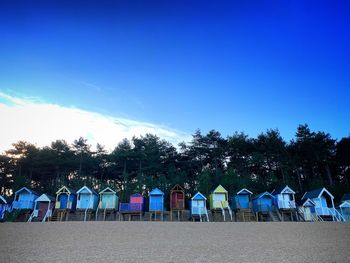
[0,222,349,263]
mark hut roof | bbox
[301,187,334,200]
[341,193,350,202]
[212,185,227,194]
[171,184,184,192]
[298,198,316,207]
[56,186,77,195]
[339,201,350,208]
[35,194,56,202]
[236,188,253,195]
[192,192,206,201]
[149,188,164,196]
[99,187,116,195]
[15,187,40,196]
[77,186,98,195]
[252,192,274,200]
[0,195,7,204]
[131,193,143,198]
[271,185,295,195]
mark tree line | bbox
[1,124,349,204]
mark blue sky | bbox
[0,0,349,150]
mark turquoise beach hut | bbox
[149,188,164,221]
[96,187,118,221]
[190,192,209,222]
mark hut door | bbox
[60,194,68,209]
[80,194,91,208]
[38,202,49,220]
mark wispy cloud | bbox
[0,92,190,153]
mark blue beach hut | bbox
[76,186,98,210]
[12,187,39,210]
[298,198,317,221]
[149,188,164,221]
[231,188,253,210]
[55,186,77,210]
[190,192,209,222]
[252,192,275,213]
[301,187,339,221]
[0,195,9,220]
[271,185,296,210]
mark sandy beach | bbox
[0,222,349,263]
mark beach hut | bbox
[271,185,297,221]
[119,193,145,221]
[231,188,253,210]
[271,185,296,209]
[298,198,317,221]
[96,187,118,221]
[55,186,77,210]
[190,192,209,222]
[301,187,343,221]
[12,187,39,210]
[149,188,164,221]
[339,201,350,221]
[341,193,350,203]
[53,186,77,221]
[76,186,99,221]
[28,194,55,222]
[170,184,185,221]
[252,192,280,221]
[209,185,233,221]
[0,195,9,221]
[231,188,255,222]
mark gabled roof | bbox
[339,201,350,209]
[252,192,274,200]
[35,194,55,202]
[237,188,253,195]
[0,195,7,204]
[131,193,143,197]
[99,187,116,195]
[341,193,350,202]
[77,186,98,195]
[192,192,206,201]
[271,185,295,195]
[15,187,40,196]
[212,185,227,194]
[171,184,184,192]
[298,198,316,207]
[56,186,77,195]
[301,187,334,200]
[149,188,164,196]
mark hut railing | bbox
[278,199,296,209]
[42,208,52,222]
[12,200,35,210]
[84,197,93,221]
[119,203,143,212]
[172,201,184,210]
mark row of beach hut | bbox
[1,184,349,223]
